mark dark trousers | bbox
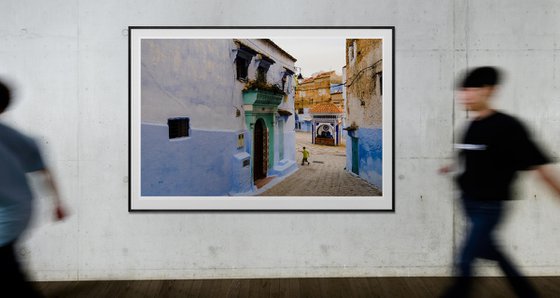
[442,198,537,298]
[0,240,43,297]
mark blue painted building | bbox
[309,103,343,146]
[344,39,383,191]
[295,108,312,132]
[330,84,344,94]
[141,39,298,196]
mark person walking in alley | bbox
[301,146,310,166]
[0,79,67,297]
[439,66,560,298]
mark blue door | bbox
[351,137,359,175]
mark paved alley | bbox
[259,132,382,196]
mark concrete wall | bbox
[0,0,559,281]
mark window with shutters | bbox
[235,46,256,81]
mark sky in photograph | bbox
[272,39,346,78]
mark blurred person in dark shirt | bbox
[0,79,67,297]
[439,66,560,298]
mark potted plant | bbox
[242,78,285,95]
[242,76,285,106]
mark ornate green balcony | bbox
[242,89,283,107]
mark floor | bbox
[254,176,277,189]
[34,276,560,297]
[259,132,381,196]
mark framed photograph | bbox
[129,26,394,211]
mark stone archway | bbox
[317,123,334,138]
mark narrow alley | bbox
[259,132,382,196]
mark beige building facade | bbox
[295,71,343,112]
[344,39,383,191]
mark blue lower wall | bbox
[283,131,296,162]
[345,127,383,191]
[296,121,312,132]
[270,130,298,177]
[141,123,251,196]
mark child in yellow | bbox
[301,146,310,166]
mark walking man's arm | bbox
[535,165,560,197]
[39,169,67,221]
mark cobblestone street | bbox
[259,132,382,196]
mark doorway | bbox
[253,118,268,181]
[351,136,359,175]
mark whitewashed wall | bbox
[0,0,559,281]
[141,39,241,130]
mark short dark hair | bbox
[0,79,11,113]
[460,66,502,88]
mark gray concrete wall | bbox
[0,0,559,280]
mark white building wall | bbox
[239,39,298,171]
[0,0,559,281]
[141,39,243,131]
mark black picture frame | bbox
[129,26,395,211]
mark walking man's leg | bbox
[482,244,538,297]
[442,200,503,297]
[0,241,43,297]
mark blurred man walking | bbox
[440,67,560,298]
[0,79,67,297]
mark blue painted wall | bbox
[270,130,298,177]
[345,128,383,190]
[231,150,253,195]
[295,120,312,132]
[301,121,312,132]
[141,123,251,196]
[283,131,297,162]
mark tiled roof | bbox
[309,103,343,114]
